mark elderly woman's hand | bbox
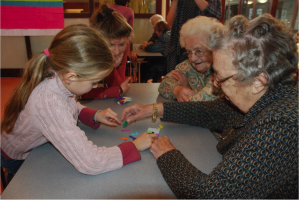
[121,104,153,124]
[150,136,176,159]
[122,103,164,124]
[171,70,188,87]
[173,86,195,102]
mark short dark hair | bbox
[154,20,170,33]
[115,0,130,6]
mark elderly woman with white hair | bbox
[139,14,165,50]
[122,13,298,198]
[159,16,221,102]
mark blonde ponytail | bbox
[1,53,51,133]
[1,24,113,133]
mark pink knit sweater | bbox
[1,73,140,175]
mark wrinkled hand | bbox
[132,132,157,151]
[121,104,153,124]
[138,44,144,50]
[96,108,121,126]
[171,70,188,87]
[173,86,195,102]
[139,41,148,50]
[120,77,131,94]
[113,53,124,68]
[150,136,176,159]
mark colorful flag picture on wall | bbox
[1,0,64,36]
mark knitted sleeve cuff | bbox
[118,142,141,165]
[78,107,101,129]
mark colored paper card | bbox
[147,128,160,134]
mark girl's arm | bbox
[81,43,130,99]
[104,42,129,86]
[36,97,140,175]
[80,86,120,99]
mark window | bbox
[225,0,240,21]
[276,0,298,31]
[64,0,93,18]
[64,0,162,18]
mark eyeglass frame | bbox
[214,74,236,87]
[183,49,206,58]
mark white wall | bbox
[1,18,153,69]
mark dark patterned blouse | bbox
[158,84,298,199]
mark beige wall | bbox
[1,36,28,69]
[1,18,153,69]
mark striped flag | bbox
[1,0,64,35]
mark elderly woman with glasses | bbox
[122,13,298,198]
[158,16,221,102]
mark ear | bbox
[63,72,78,85]
[252,72,267,94]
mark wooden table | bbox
[1,84,222,199]
[128,45,164,83]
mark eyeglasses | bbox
[214,74,236,87]
[183,49,205,58]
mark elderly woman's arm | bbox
[158,70,181,100]
[189,78,220,101]
[159,61,193,100]
[161,99,241,131]
[156,116,298,198]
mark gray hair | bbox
[180,16,223,49]
[209,13,298,89]
[149,14,164,26]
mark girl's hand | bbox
[129,52,137,60]
[150,136,176,159]
[120,77,131,94]
[113,53,124,68]
[96,108,121,127]
[121,104,153,124]
[132,132,157,151]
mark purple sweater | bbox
[110,4,134,28]
[1,73,140,175]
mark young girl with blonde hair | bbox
[1,24,156,184]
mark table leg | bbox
[138,62,141,83]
